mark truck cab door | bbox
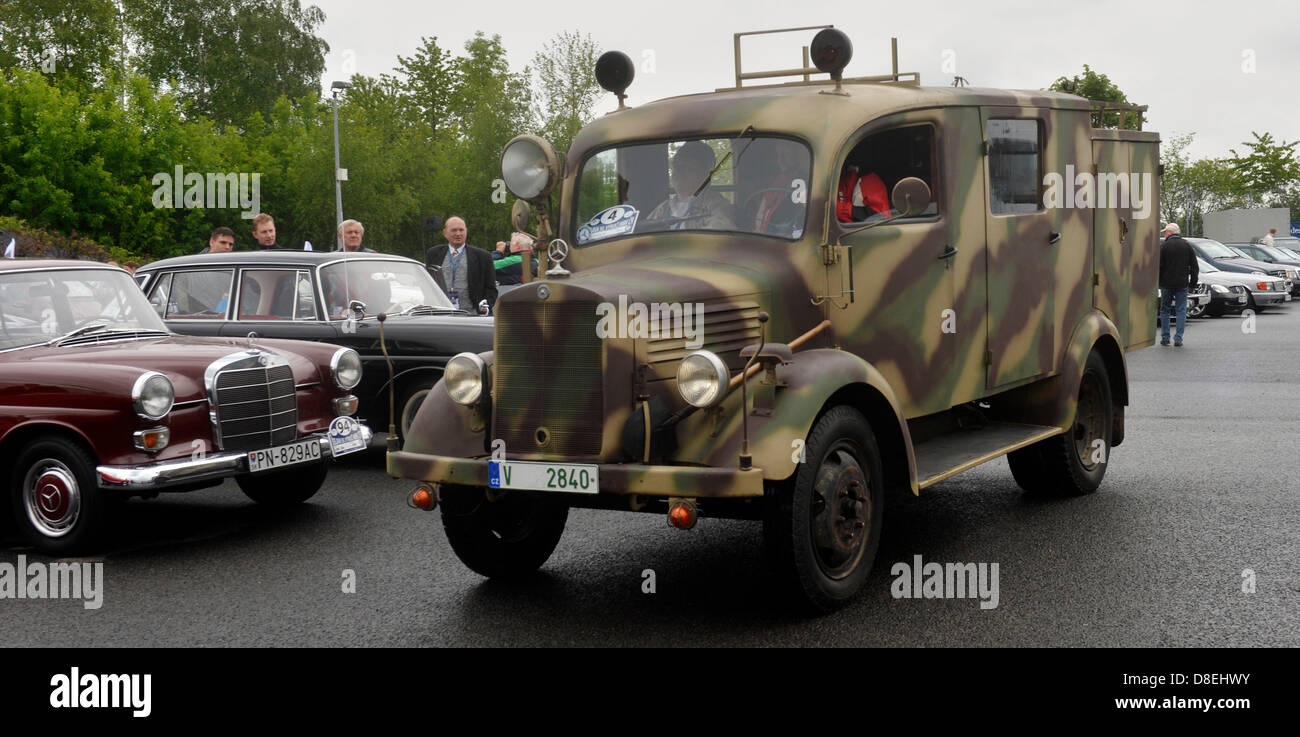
[981,109,1058,390]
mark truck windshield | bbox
[573,135,811,246]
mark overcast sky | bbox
[310,0,1299,160]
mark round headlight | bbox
[500,135,559,201]
[445,353,487,406]
[677,351,730,409]
[331,348,362,391]
[132,372,174,420]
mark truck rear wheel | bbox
[440,486,568,580]
[1007,352,1113,496]
[765,406,883,613]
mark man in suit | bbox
[425,216,497,313]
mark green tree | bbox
[0,0,124,94]
[1228,131,1300,206]
[1159,132,1246,235]
[389,37,457,136]
[1048,64,1143,130]
[121,0,328,128]
[438,32,534,249]
[532,31,602,155]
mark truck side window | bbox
[987,119,1042,215]
[837,125,937,223]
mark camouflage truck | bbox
[390,27,1160,611]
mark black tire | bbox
[236,461,327,507]
[10,436,105,555]
[440,485,568,580]
[764,406,884,613]
[1007,351,1113,496]
[398,379,437,441]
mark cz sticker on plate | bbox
[489,460,599,494]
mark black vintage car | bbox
[135,251,494,442]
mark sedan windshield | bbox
[319,258,454,319]
[574,135,811,245]
[0,268,166,350]
[1195,240,1238,259]
[1197,257,1219,273]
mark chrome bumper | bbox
[96,425,373,491]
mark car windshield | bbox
[319,258,454,319]
[0,268,166,350]
[1197,257,1219,273]
[1195,240,1238,259]
[1258,245,1294,261]
[573,135,812,245]
[1273,237,1300,252]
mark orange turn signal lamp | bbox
[667,498,698,530]
[409,484,438,511]
[132,427,170,452]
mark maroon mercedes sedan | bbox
[0,260,372,554]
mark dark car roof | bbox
[137,251,423,271]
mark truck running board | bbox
[913,422,1063,489]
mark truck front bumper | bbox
[387,451,766,499]
[97,425,372,491]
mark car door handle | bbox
[938,244,958,260]
[1048,231,1061,245]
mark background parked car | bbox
[1229,243,1300,296]
[136,251,494,442]
[1192,257,1254,317]
[0,260,370,553]
[1185,237,1293,300]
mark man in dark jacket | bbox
[425,216,497,313]
[1158,222,1198,347]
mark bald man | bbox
[424,216,497,313]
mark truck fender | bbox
[400,352,492,460]
[672,348,919,494]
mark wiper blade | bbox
[694,124,756,197]
[46,322,110,346]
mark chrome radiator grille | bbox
[212,364,298,451]
[494,300,604,457]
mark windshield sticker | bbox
[578,205,639,243]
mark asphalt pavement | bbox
[2,305,1297,647]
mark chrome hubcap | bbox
[24,460,80,537]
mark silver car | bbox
[1195,257,1286,314]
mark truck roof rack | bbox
[1088,101,1148,130]
[719,25,920,92]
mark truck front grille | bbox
[494,300,604,457]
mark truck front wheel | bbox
[1007,351,1113,496]
[440,486,568,580]
[765,406,884,613]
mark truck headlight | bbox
[132,372,174,420]
[331,348,362,390]
[500,135,559,201]
[677,351,730,409]
[445,353,488,406]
